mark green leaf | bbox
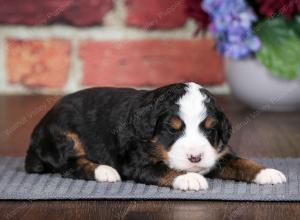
[288,16,300,38]
[255,18,300,80]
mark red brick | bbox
[0,0,113,26]
[6,39,71,88]
[80,39,224,87]
[0,1,70,25]
[125,0,187,29]
[63,0,113,26]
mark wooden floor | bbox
[0,95,299,220]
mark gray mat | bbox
[0,157,299,201]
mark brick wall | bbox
[0,0,226,94]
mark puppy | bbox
[25,82,286,191]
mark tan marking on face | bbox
[159,170,185,187]
[150,138,169,164]
[204,116,217,129]
[66,132,86,157]
[170,116,183,130]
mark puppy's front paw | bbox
[172,172,208,191]
[95,165,121,182]
[254,168,287,185]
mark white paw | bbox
[172,172,208,191]
[94,165,121,182]
[254,168,287,185]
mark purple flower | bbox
[202,0,260,59]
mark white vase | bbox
[225,58,300,111]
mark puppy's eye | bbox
[205,127,215,135]
[168,116,183,133]
[167,126,179,134]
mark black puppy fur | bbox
[25,83,267,188]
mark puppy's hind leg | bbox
[25,147,48,173]
[62,157,121,182]
[63,132,121,182]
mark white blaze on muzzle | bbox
[167,82,218,174]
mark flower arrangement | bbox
[193,0,300,80]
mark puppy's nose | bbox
[188,154,202,163]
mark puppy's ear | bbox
[200,88,217,105]
[200,88,232,145]
[130,92,164,140]
[219,112,232,145]
[130,83,186,141]
[131,103,158,140]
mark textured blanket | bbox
[0,157,298,201]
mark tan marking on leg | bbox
[77,157,97,174]
[159,170,185,187]
[64,132,98,179]
[217,156,265,182]
[66,132,86,157]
